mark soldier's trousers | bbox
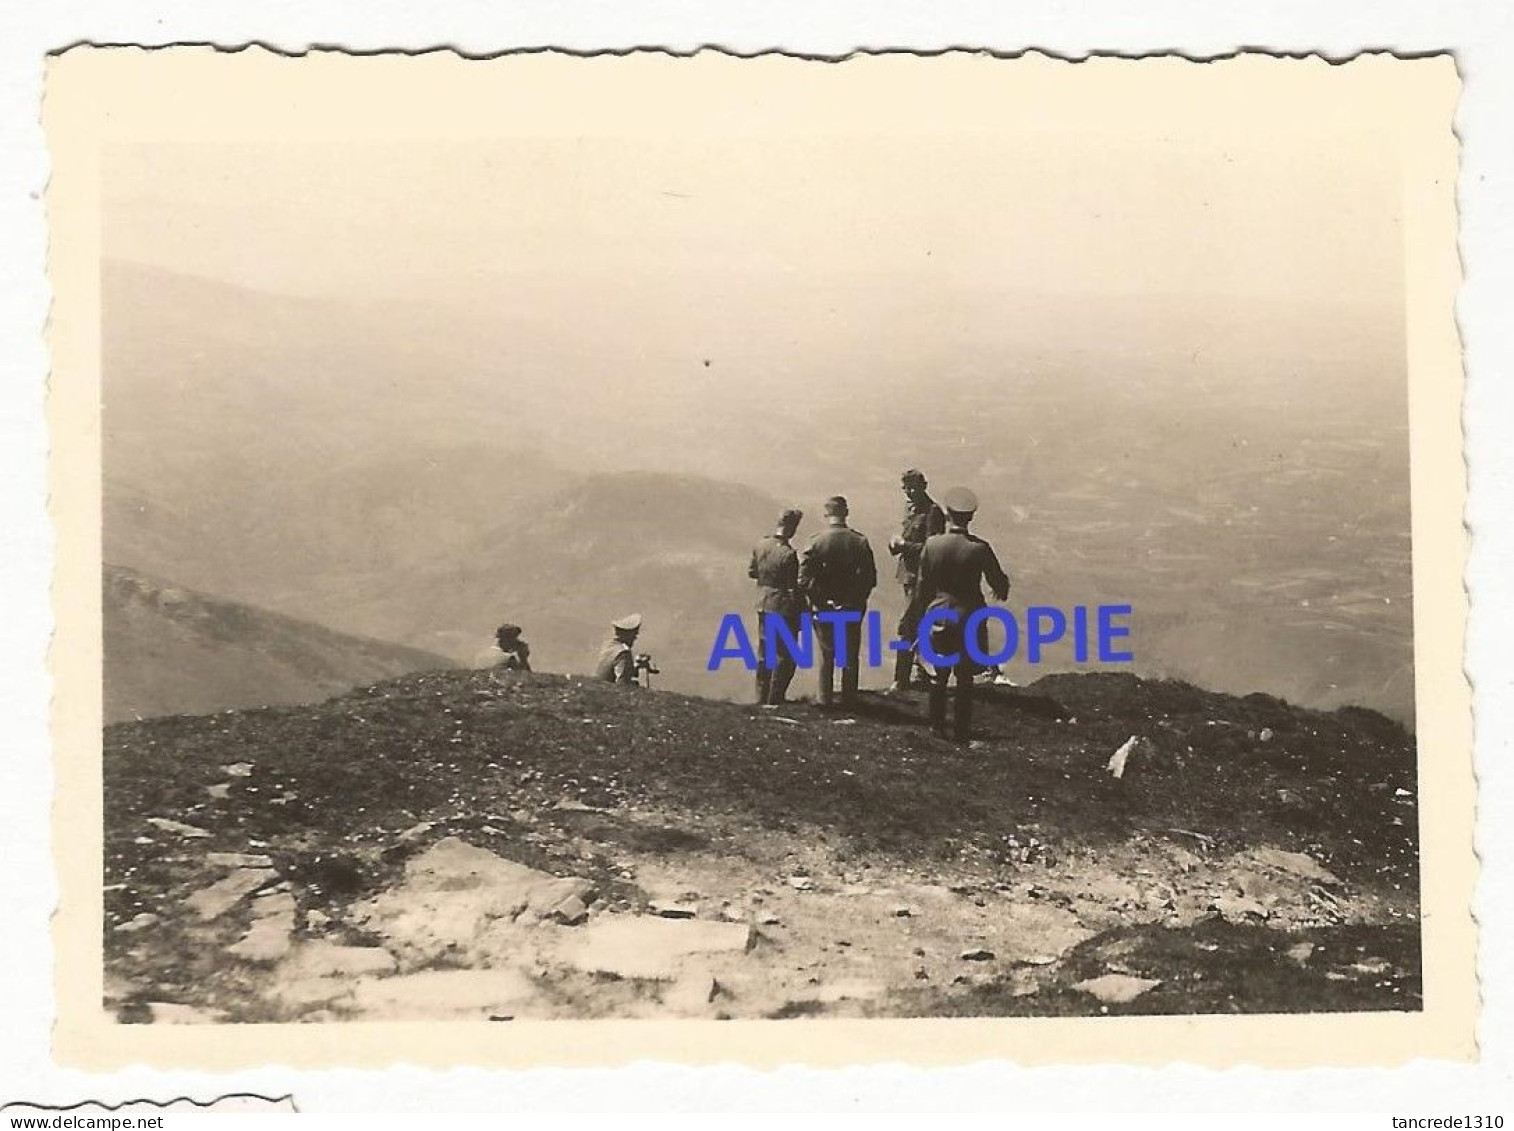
[817,614,863,707]
[926,610,983,740]
[756,611,802,705]
[894,579,929,686]
[929,662,975,740]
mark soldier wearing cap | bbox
[918,487,1010,742]
[749,507,805,705]
[472,623,532,672]
[799,495,878,709]
[595,613,644,685]
[887,468,946,692]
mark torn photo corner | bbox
[42,46,1472,1069]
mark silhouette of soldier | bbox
[799,495,877,709]
[595,613,644,685]
[472,623,532,672]
[749,507,805,705]
[887,468,945,692]
[918,487,1010,742]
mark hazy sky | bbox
[99,56,1411,435]
[106,129,1401,311]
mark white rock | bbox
[1249,847,1341,886]
[228,914,294,964]
[1107,736,1140,779]
[563,916,753,980]
[206,852,273,869]
[267,979,356,1010]
[146,817,211,839]
[350,969,542,1019]
[251,890,297,918]
[549,895,590,926]
[1074,974,1161,1004]
[350,837,594,964]
[145,1001,222,1025]
[281,940,398,979]
[186,868,277,920]
[1212,894,1269,922]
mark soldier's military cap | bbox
[612,613,643,632]
[941,486,979,515]
[779,507,804,528]
[901,468,928,486]
[496,623,523,638]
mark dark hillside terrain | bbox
[104,669,1419,1023]
[103,566,450,723]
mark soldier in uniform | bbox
[918,487,1010,742]
[799,496,878,709]
[595,613,644,685]
[749,507,805,705]
[472,623,532,672]
[886,468,945,692]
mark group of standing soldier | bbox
[748,468,1010,743]
[474,467,1011,742]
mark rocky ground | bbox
[103,670,1420,1022]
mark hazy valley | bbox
[102,260,1415,722]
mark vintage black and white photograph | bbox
[44,49,1470,1057]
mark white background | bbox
[0,0,1509,1113]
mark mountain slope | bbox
[289,469,789,699]
[103,669,1419,1022]
[103,566,451,723]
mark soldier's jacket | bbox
[893,495,946,584]
[748,533,804,616]
[919,528,1010,615]
[595,640,636,684]
[799,525,878,610]
[471,641,532,672]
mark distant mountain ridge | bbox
[103,566,451,723]
[100,259,1416,721]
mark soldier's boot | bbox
[841,663,860,708]
[768,657,796,705]
[891,647,916,692]
[817,653,836,709]
[953,671,975,743]
[928,669,950,737]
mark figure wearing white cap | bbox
[918,487,1010,742]
[595,613,646,686]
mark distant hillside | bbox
[103,566,451,723]
[102,259,580,610]
[297,470,788,700]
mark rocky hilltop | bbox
[104,669,1419,1023]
